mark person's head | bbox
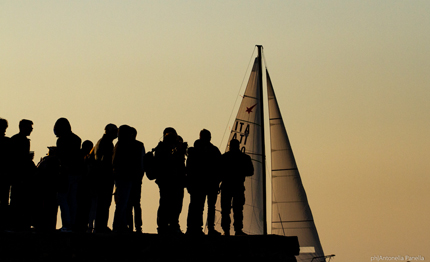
[19,119,33,136]
[199,129,211,143]
[229,139,240,152]
[104,123,118,140]
[117,125,132,141]
[53,118,71,137]
[0,118,8,136]
[163,127,177,144]
[163,127,177,137]
[81,140,94,156]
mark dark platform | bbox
[0,232,299,262]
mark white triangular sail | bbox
[213,47,329,261]
[267,70,325,261]
[215,58,265,235]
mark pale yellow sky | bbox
[1,1,429,261]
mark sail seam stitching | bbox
[243,94,258,99]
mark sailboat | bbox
[214,45,333,262]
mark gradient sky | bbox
[1,1,429,261]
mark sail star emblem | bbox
[246,104,257,114]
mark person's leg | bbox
[186,191,205,233]
[156,185,169,234]
[169,186,184,232]
[206,190,218,230]
[220,189,232,235]
[112,179,132,231]
[68,175,80,229]
[95,179,114,232]
[133,183,143,231]
[232,190,245,233]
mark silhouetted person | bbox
[111,125,133,232]
[9,119,36,232]
[186,129,222,236]
[75,140,94,233]
[34,146,60,232]
[54,117,82,232]
[0,118,11,230]
[154,127,187,235]
[126,127,145,233]
[93,124,117,233]
[220,139,254,236]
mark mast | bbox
[256,45,267,235]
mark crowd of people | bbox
[0,117,254,236]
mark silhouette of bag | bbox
[143,149,157,180]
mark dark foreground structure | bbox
[0,232,299,262]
